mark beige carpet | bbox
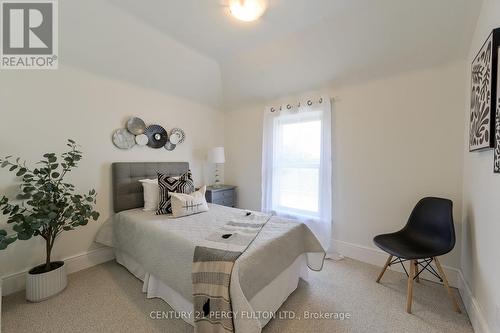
[2,258,472,333]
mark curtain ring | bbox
[287,104,291,109]
[279,106,282,111]
[270,107,275,112]
[307,100,312,106]
[319,97,323,103]
[297,102,301,108]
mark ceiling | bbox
[109,0,482,108]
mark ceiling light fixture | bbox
[229,0,267,22]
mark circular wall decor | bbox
[169,128,185,145]
[126,117,146,135]
[135,134,149,146]
[112,129,135,149]
[144,124,168,148]
[164,141,176,151]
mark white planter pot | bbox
[26,261,67,302]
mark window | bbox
[261,97,332,251]
[272,112,322,218]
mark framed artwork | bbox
[494,99,500,173]
[469,28,500,151]
[495,89,500,173]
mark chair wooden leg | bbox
[414,260,420,283]
[406,259,415,313]
[376,255,393,283]
[433,257,461,313]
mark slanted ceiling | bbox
[67,0,482,109]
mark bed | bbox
[95,162,325,333]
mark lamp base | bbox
[213,163,224,188]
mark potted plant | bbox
[0,139,99,302]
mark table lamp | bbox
[208,147,225,188]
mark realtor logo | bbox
[1,0,58,69]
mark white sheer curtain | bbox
[262,97,332,252]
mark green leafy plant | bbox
[0,140,99,273]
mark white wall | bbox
[225,61,466,270]
[0,65,224,279]
[0,0,224,281]
[461,0,500,331]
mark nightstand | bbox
[205,185,236,207]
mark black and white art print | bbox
[495,43,500,173]
[495,93,500,173]
[470,30,499,151]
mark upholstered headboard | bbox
[112,162,189,213]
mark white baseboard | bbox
[1,246,115,296]
[333,239,459,287]
[457,270,491,333]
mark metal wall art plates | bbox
[144,124,168,148]
[112,129,136,149]
[164,141,176,151]
[112,116,185,152]
[135,134,149,146]
[169,128,185,145]
[127,117,146,135]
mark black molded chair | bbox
[373,197,461,314]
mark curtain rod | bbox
[270,97,333,113]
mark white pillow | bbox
[139,179,159,211]
[169,186,209,218]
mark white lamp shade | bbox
[208,147,225,164]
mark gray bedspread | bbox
[95,204,325,333]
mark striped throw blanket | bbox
[192,213,270,333]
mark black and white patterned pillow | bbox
[156,170,195,215]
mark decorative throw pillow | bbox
[139,179,160,211]
[170,186,209,218]
[156,170,195,215]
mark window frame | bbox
[270,111,324,219]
